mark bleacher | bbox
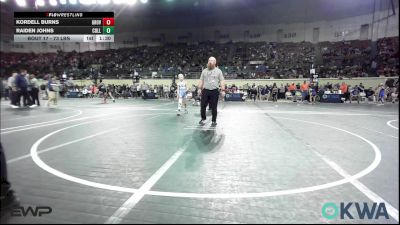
[1,37,398,80]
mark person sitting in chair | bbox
[365,87,375,101]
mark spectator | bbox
[278,83,285,99]
[29,74,40,106]
[47,76,59,108]
[271,83,278,102]
[8,73,18,108]
[250,83,257,101]
[365,87,375,101]
[340,82,349,102]
[288,83,296,95]
[260,86,269,101]
[300,80,309,92]
[325,82,333,91]
[309,82,317,104]
[15,69,35,108]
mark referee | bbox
[198,57,225,126]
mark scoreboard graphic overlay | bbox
[14,12,114,42]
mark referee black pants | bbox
[201,89,219,122]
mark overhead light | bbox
[16,0,27,7]
[114,0,137,5]
[69,0,77,4]
[0,0,7,3]
[79,0,96,5]
[127,0,137,5]
[49,0,58,6]
[35,0,45,6]
[140,0,147,4]
[60,0,67,4]
[97,0,110,4]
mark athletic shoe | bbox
[29,104,37,108]
[211,121,217,127]
[113,99,115,103]
[199,120,206,126]
[10,105,19,109]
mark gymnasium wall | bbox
[43,77,397,89]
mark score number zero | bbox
[91,27,113,34]
[91,18,114,26]
[91,18,114,34]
